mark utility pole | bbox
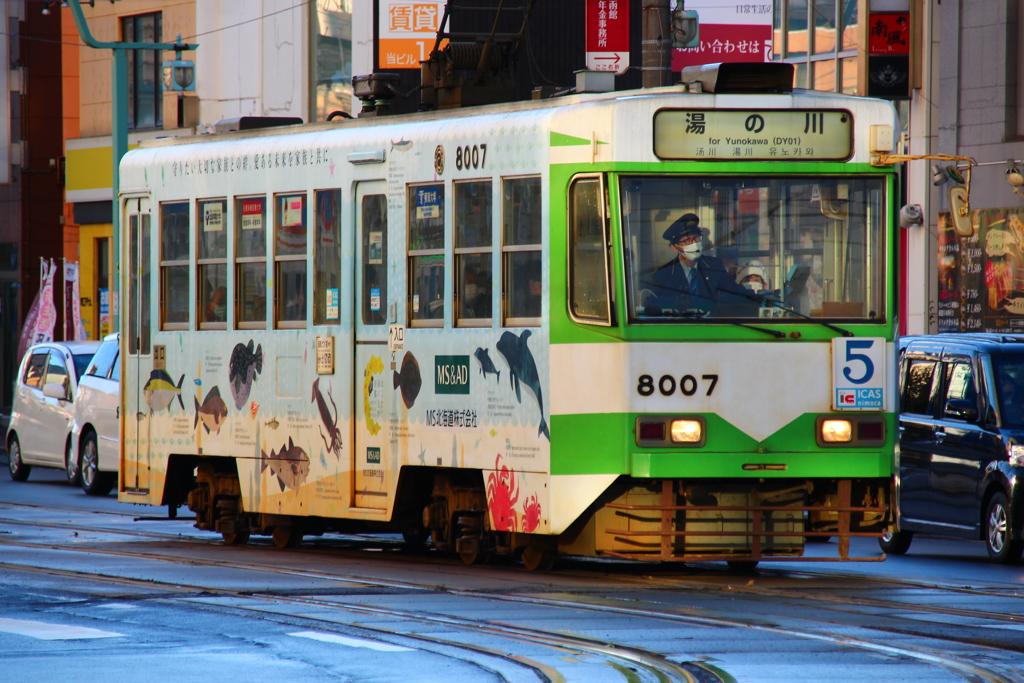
[65,0,197,331]
[642,0,672,88]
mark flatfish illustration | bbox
[193,386,229,435]
[496,330,550,440]
[229,340,263,410]
[144,369,185,413]
[393,351,422,409]
[261,437,310,492]
[474,347,501,383]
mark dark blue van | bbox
[885,334,1024,563]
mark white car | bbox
[70,332,120,496]
[6,340,101,483]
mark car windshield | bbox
[620,175,886,323]
[71,352,95,380]
[994,356,1024,428]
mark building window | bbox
[160,202,189,330]
[455,180,492,326]
[408,183,445,327]
[361,194,388,326]
[502,176,542,326]
[314,190,341,325]
[122,13,163,130]
[313,0,354,121]
[275,193,307,328]
[198,199,227,328]
[236,197,267,328]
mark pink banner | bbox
[17,260,58,361]
[64,261,86,341]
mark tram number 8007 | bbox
[637,374,719,397]
[455,144,487,170]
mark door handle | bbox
[934,429,946,441]
[116,406,120,419]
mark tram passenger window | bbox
[236,196,267,328]
[361,194,388,326]
[903,360,937,415]
[275,193,307,328]
[314,189,341,325]
[502,176,542,325]
[455,180,492,326]
[568,176,611,324]
[160,202,190,330]
[408,184,445,327]
[198,199,227,328]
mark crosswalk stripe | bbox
[0,617,122,640]
[288,631,413,651]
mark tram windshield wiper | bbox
[722,288,855,338]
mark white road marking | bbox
[288,631,413,651]
[0,617,122,640]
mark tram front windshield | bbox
[620,176,886,323]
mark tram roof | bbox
[132,85,898,151]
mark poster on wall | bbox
[937,208,1024,333]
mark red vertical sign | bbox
[586,0,630,74]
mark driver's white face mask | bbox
[680,242,703,259]
[742,281,764,293]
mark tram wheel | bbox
[272,525,303,550]
[520,546,555,572]
[727,560,759,572]
[222,529,250,546]
[458,549,483,565]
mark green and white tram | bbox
[117,71,899,567]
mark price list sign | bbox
[654,109,853,161]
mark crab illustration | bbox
[486,454,519,532]
[521,493,542,533]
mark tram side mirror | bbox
[944,398,978,422]
[900,204,924,229]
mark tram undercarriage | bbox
[173,455,891,568]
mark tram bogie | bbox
[118,78,900,566]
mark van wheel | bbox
[985,492,1023,564]
[7,436,30,481]
[879,529,913,555]
[80,433,114,496]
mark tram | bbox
[116,66,900,568]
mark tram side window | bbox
[903,359,937,415]
[198,198,227,329]
[362,194,388,326]
[236,196,267,329]
[408,183,445,327]
[275,193,308,328]
[314,189,341,325]
[502,176,542,326]
[455,180,492,327]
[160,202,190,330]
[568,176,611,324]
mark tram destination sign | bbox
[654,109,853,161]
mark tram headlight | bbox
[1009,444,1024,468]
[821,419,853,443]
[670,419,702,443]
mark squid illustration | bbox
[312,378,342,459]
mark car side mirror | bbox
[42,382,69,401]
[944,398,978,422]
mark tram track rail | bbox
[1,524,1023,682]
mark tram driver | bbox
[645,213,753,317]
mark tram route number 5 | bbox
[637,373,718,397]
[832,337,886,411]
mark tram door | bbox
[352,182,391,510]
[123,197,152,493]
